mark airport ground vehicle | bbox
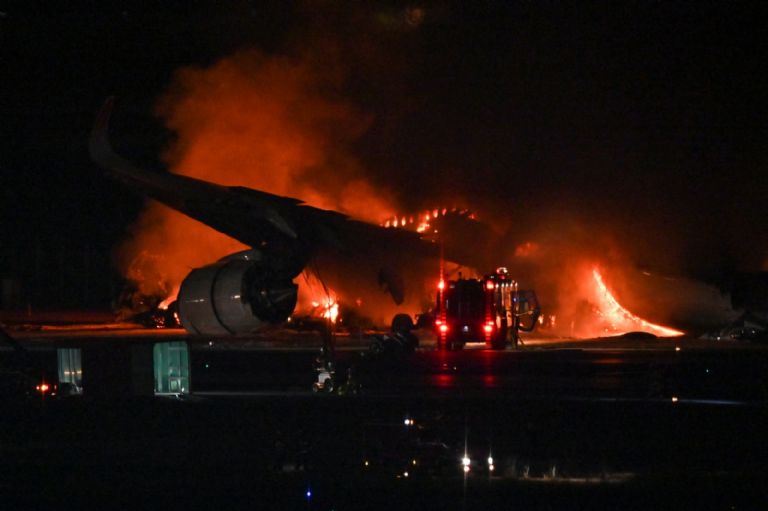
[434,268,540,351]
[312,347,335,393]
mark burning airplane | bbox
[91,98,443,335]
[93,88,702,340]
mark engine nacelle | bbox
[177,250,298,336]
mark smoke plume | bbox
[115,49,395,306]
[112,3,743,336]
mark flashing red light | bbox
[486,280,495,290]
[435,319,443,326]
[439,324,449,334]
[438,279,445,290]
[483,324,493,334]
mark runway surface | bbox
[3,320,768,509]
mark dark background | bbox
[1,1,766,308]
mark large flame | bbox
[311,298,339,323]
[116,50,396,310]
[381,207,474,233]
[113,50,706,335]
[591,267,684,337]
[297,270,340,322]
[378,213,686,338]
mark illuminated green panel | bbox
[153,341,190,394]
[57,348,82,386]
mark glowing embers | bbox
[592,267,684,337]
[381,207,476,233]
[311,297,339,323]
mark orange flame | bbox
[592,267,684,337]
[157,285,180,310]
[117,50,396,308]
[380,207,474,234]
[297,270,341,322]
[311,298,339,323]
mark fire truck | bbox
[434,268,540,351]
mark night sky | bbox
[1,1,766,307]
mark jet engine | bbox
[177,250,299,335]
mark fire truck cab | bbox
[434,268,540,351]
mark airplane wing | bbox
[90,98,309,247]
[90,99,439,334]
[90,98,432,257]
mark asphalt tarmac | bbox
[190,339,767,403]
[2,324,768,509]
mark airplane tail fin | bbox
[88,97,301,242]
[88,97,169,189]
[88,97,183,199]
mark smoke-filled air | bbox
[113,21,739,337]
[114,49,396,313]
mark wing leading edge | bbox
[90,98,435,256]
[89,97,304,247]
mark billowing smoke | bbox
[488,215,738,337]
[156,50,391,217]
[111,3,747,336]
[395,207,737,337]
[115,49,395,309]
